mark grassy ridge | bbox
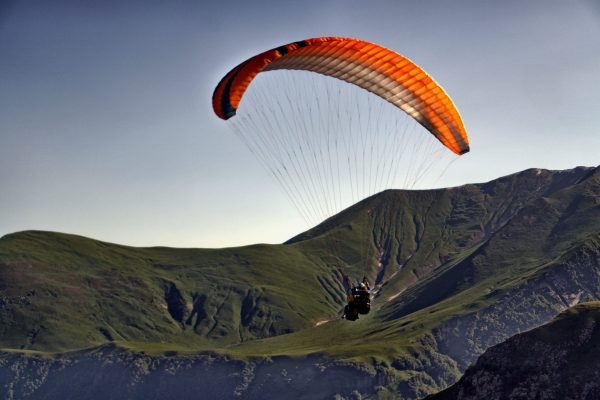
[0,232,344,351]
[0,166,598,366]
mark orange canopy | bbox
[212,37,469,155]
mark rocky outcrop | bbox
[434,236,600,370]
[0,346,386,400]
[426,302,600,400]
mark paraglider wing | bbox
[212,37,470,155]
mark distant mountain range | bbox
[1,165,599,399]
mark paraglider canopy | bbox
[212,36,469,155]
[212,37,470,226]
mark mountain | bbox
[426,302,600,400]
[0,165,599,399]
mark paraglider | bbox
[212,37,471,321]
[343,276,372,321]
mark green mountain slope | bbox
[0,232,345,351]
[0,166,599,398]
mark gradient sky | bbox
[1,0,599,248]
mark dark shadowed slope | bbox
[426,302,600,400]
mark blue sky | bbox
[1,0,599,247]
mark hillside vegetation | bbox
[1,166,599,398]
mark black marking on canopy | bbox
[447,121,470,155]
[220,74,238,119]
[275,46,289,56]
[218,60,250,119]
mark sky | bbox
[1,0,599,248]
